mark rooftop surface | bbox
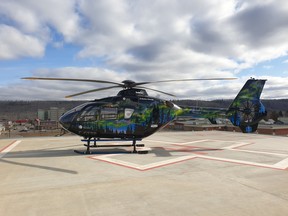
[1,131,288,216]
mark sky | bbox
[0,0,288,100]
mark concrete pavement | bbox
[1,131,288,216]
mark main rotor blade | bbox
[135,78,237,86]
[139,87,176,97]
[22,77,122,86]
[65,86,121,98]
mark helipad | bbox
[1,131,288,216]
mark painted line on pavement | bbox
[0,140,21,158]
[89,139,288,171]
[196,155,286,170]
[273,157,288,169]
[89,154,197,171]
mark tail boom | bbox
[175,79,267,133]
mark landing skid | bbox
[74,137,148,154]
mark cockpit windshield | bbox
[62,102,90,117]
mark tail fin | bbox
[226,78,267,133]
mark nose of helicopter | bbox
[59,110,78,130]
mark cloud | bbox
[2,0,288,65]
[1,0,288,100]
[0,25,45,59]
[1,66,286,101]
[0,67,129,100]
[0,0,80,51]
[232,2,288,47]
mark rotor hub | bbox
[122,80,136,88]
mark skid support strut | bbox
[132,137,137,153]
[74,137,148,154]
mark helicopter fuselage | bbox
[21,76,267,154]
[59,89,182,139]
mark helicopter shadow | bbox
[0,158,77,174]
[69,143,222,156]
[150,146,222,157]
[151,147,173,157]
[5,147,81,159]
[1,144,83,174]
[2,141,222,174]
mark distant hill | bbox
[0,101,85,120]
[0,99,288,121]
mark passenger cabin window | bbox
[124,108,134,119]
[100,107,118,120]
[78,106,98,122]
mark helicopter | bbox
[22,77,267,154]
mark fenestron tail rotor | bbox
[22,77,237,98]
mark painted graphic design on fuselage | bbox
[69,96,178,138]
